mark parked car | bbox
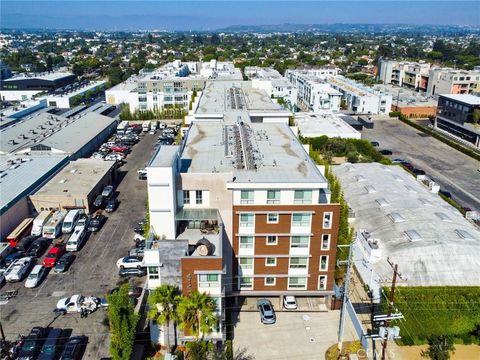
[402,163,414,171]
[116,255,143,269]
[101,185,114,198]
[25,264,47,288]
[17,327,46,360]
[88,214,106,232]
[412,168,426,176]
[38,328,63,360]
[61,336,87,360]
[439,190,452,199]
[93,195,104,209]
[392,158,406,164]
[43,244,66,267]
[4,251,24,267]
[159,122,167,129]
[370,141,379,147]
[129,245,145,257]
[76,215,91,228]
[16,234,37,253]
[4,257,33,282]
[119,267,147,277]
[257,298,276,324]
[105,198,118,213]
[379,149,393,155]
[56,294,101,314]
[54,253,75,273]
[283,295,298,310]
[26,237,48,258]
[109,285,142,304]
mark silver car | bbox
[257,298,276,324]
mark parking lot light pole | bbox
[337,240,355,354]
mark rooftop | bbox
[439,93,480,106]
[178,121,328,185]
[149,145,179,167]
[295,112,361,139]
[372,83,438,107]
[47,80,106,99]
[3,71,75,82]
[0,154,68,214]
[334,162,480,287]
[32,159,114,197]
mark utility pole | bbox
[0,321,5,342]
[381,258,401,360]
[337,240,355,354]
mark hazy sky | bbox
[2,1,480,31]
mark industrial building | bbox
[0,72,77,101]
[434,94,480,148]
[0,99,48,129]
[29,159,116,214]
[334,163,480,302]
[1,111,117,158]
[294,112,362,139]
[46,80,106,108]
[0,154,68,240]
[106,60,242,113]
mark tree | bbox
[472,108,480,124]
[177,291,217,340]
[107,283,139,360]
[421,335,455,360]
[148,284,179,351]
[46,55,53,71]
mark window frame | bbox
[239,276,253,290]
[239,236,254,249]
[240,213,254,227]
[320,255,329,271]
[264,277,276,286]
[294,190,313,204]
[239,257,253,270]
[183,190,190,204]
[266,189,280,204]
[288,276,307,290]
[292,213,311,227]
[195,190,203,205]
[265,257,277,267]
[321,234,331,250]
[323,212,333,229]
[267,213,279,224]
[290,235,309,248]
[266,235,278,245]
[240,190,254,204]
[318,275,327,290]
[289,257,308,269]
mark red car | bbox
[110,146,127,153]
[43,244,66,267]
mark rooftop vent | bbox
[59,179,67,184]
[375,198,390,207]
[455,229,474,240]
[405,229,422,242]
[388,212,406,223]
[365,185,376,194]
[405,185,417,193]
[418,197,433,206]
[435,212,451,222]
[354,175,366,182]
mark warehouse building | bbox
[46,80,106,108]
[0,154,68,240]
[29,159,116,214]
[294,112,362,139]
[334,163,480,302]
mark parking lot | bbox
[362,118,480,211]
[0,131,158,358]
[232,310,357,360]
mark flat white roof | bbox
[4,72,74,82]
[334,162,480,287]
[295,112,361,139]
[439,94,480,105]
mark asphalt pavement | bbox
[0,131,158,358]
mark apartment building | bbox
[286,70,342,112]
[326,76,392,115]
[144,81,339,344]
[427,68,480,96]
[106,60,242,113]
[434,94,480,148]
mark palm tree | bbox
[148,284,178,350]
[177,291,218,341]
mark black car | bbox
[105,198,118,213]
[4,251,24,267]
[412,168,426,176]
[87,214,106,232]
[60,336,87,360]
[119,267,147,277]
[379,149,393,155]
[26,238,49,258]
[129,245,145,257]
[93,195,104,209]
[16,235,38,253]
[18,326,45,359]
[370,141,379,147]
[38,328,62,360]
[439,190,452,199]
[54,253,75,273]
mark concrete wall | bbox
[0,198,30,241]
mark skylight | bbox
[375,198,390,207]
[405,229,422,242]
[388,212,406,223]
[455,229,475,240]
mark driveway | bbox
[232,310,357,360]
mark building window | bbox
[198,274,219,288]
[239,257,253,270]
[265,277,276,286]
[240,190,254,204]
[183,190,190,204]
[266,235,278,245]
[323,212,333,229]
[289,257,308,269]
[148,266,159,280]
[288,277,307,289]
[267,190,280,204]
[267,213,279,224]
[318,275,327,290]
[320,256,328,271]
[239,277,253,289]
[196,190,203,204]
[294,190,312,204]
[240,213,254,227]
[292,213,311,227]
[322,234,330,250]
[239,236,254,249]
[265,257,277,266]
[290,236,309,248]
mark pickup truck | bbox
[4,257,33,282]
[55,294,104,314]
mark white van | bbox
[25,264,46,288]
[31,210,53,236]
[66,226,87,252]
[62,209,82,234]
[42,211,66,239]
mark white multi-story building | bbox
[106,60,242,113]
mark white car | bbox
[116,256,143,269]
[159,122,167,129]
[105,154,121,161]
[149,129,156,135]
[25,264,46,288]
[56,294,100,314]
[4,257,33,282]
[283,296,298,310]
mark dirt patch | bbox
[394,344,480,360]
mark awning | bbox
[175,208,220,221]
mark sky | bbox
[1,1,480,31]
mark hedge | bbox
[381,286,480,345]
